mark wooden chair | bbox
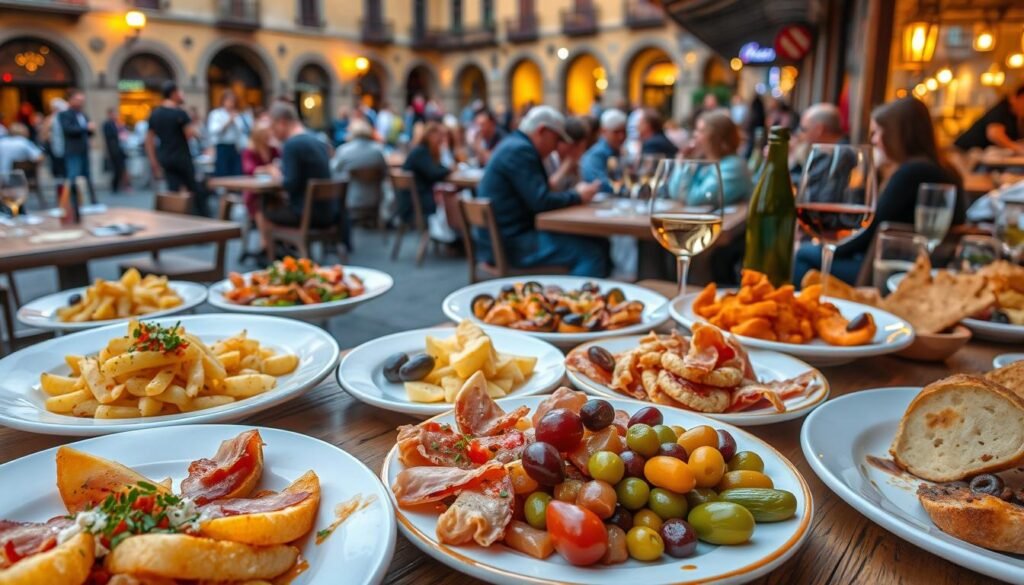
[12,160,45,209]
[457,198,569,283]
[346,166,387,229]
[118,192,230,282]
[265,179,349,262]
[389,169,431,265]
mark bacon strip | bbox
[181,430,262,505]
[454,372,529,437]
[392,461,505,507]
[0,517,70,567]
[201,491,310,518]
[729,371,820,412]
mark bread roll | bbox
[917,483,1024,554]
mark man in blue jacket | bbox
[476,106,607,277]
[580,108,627,194]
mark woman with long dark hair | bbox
[399,121,450,223]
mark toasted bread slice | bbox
[200,470,320,545]
[104,534,298,581]
[890,374,1024,482]
[917,483,1024,554]
[985,360,1024,401]
[0,532,93,585]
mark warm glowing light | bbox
[1008,53,1024,69]
[593,67,606,79]
[913,83,928,97]
[684,52,697,65]
[595,78,608,91]
[896,88,908,98]
[902,21,938,63]
[729,57,743,71]
[924,77,938,91]
[354,57,369,72]
[303,96,315,109]
[557,47,569,60]
[973,28,995,52]
[936,68,953,84]
[125,10,146,30]
[981,64,1005,86]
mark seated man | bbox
[638,108,678,158]
[476,106,607,277]
[470,108,506,166]
[580,108,627,194]
[0,122,44,174]
[331,118,387,214]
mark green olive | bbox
[588,451,625,485]
[523,491,552,530]
[625,526,665,561]
[728,451,765,473]
[685,487,719,509]
[687,501,755,545]
[717,488,797,522]
[615,477,651,511]
[648,487,688,520]
[651,424,678,445]
[632,508,663,531]
[626,424,660,457]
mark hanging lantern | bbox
[973,24,995,52]
[903,21,938,63]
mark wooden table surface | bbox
[207,175,283,192]
[536,203,747,241]
[0,278,1011,583]
[964,173,996,197]
[977,153,1024,169]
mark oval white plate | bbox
[337,327,566,417]
[670,292,915,366]
[0,314,339,436]
[207,266,393,320]
[16,281,208,332]
[566,334,829,426]
[0,424,394,585]
[993,353,1024,368]
[442,276,670,349]
[962,317,1024,343]
[382,395,813,585]
[801,387,1024,583]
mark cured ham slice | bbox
[475,430,530,465]
[729,371,819,412]
[454,372,529,437]
[392,461,505,507]
[531,386,587,427]
[0,517,70,566]
[181,430,263,505]
[397,423,473,469]
[565,352,611,386]
[436,474,514,546]
[201,490,310,518]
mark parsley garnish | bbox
[88,482,196,549]
[130,321,188,354]
[316,528,331,539]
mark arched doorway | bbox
[563,53,604,116]
[455,64,487,111]
[294,63,330,130]
[356,60,385,109]
[703,56,732,87]
[405,65,434,106]
[626,47,678,120]
[0,37,76,127]
[118,53,174,127]
[508,58,543,116]
[206,45,270,111]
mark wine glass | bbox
[627,154,662,212]
[915,183,956,253]
[955,234,1002,271]
[606,156,624,197]
[873,232,927,292]
[796,144,878,298]
[0,170,30,236]
[648,159,725,298]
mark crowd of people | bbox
[1,81,1022,281]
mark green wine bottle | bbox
[743,126,796,286]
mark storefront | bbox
[455,63,487,111]
[295,63,330,131]
[0,37,75,126]
[626,47,679,119]
[563,52,605,116]
[508,58,543,115]
[206,45,269,111]
[118,53,174,127]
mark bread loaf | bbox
[917,483,1024,554]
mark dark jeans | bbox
[64,153,95,204]
[490,230,610,277]
[161,157,208,216]
[107,151,126,193]
[213,144,242,177]
[793,242,865,286]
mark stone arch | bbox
[106,39,187,90]
[453,58,489,110]
[286,52,340,98]
[0,28,93,87]
[557,46,613,115]
[196,37,278,98]
[505,55,545,114]
[401,59,439,105]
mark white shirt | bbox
[0,136,43,173]
[207,108,247,147]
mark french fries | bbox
[56,268,183,322]
[42,321,299,418]
[404,320,537,403]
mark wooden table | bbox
[447,170,483,192]
[207,175,282,193]
[0,207,240,288]
[964,173,996,198]
[977,153,1024,169]
[0,279,1009,584]
[536,203,746,241]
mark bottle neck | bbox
[766,141,789,169]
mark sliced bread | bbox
[917,483,1024,554]
[985,360,1024,401]
[890,374,1024,482]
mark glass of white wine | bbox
[648,159,725,298]
[915,183,956,253]
[606,156,624,198]
[0,170,30,237]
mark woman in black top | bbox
[399,121,450,224]
[795,97,965,284]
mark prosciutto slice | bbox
[565,352,611,386]
[201,490,310,518]
[181,430,263,505]
[435,474,514,547]
[0,517,70,567]
[392,461,505,507]
[531,386,587,427]
[397,422,473,469]
[454,372,529,437]
[729,371,819,412]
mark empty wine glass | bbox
[648,159,725,298]
[915,183,957,253]
[796,144,878,297]
[873,232,927,292]
[627,154,662,212]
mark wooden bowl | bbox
[897,324,972,362]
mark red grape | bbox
[619,450,647,478]
[522,442,565,486]
[717,429,737,462]
[657,442,688,462]
[628,406,663,428]
[537,408,585,452]
[660,518,698,558]
[605,506,633,532]
[579,400,614,431]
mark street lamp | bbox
[354,57,369,73]
[973,24,995,52]
[125,10,146,37]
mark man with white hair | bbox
[792,102,848,183]
[0,123,43,173]
[580,108,627,193]
[475,105,607,277]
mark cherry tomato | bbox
[467,440,491,465]
[546,500,609,566]
[132,495,155,513]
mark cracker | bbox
[881,255,995,334]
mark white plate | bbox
[993,353,1024,368]
[442,276,670,349]
[337,327,566,417]
[383,395,813,585]
[962,317,1024,343]
[565,334,829,426]
[16,281,208,332]
[670,292,915,366]
[0,314,339,436]
[801,387,1024,583]
[0,424,394,585]
[207,266,393,321]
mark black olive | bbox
[581,281,600,293]
[846,313,870,332]
[553,305,572,316]
[470,294,495,318]
[588,346,616,372]
[67,293,82,306]
[969,474,1004,496]
[991,310,1011,324]
[522,281,543,294]
[382,352,409,383]
[399,353,435,382]
[562,313,585,326]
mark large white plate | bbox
[16,281,208,332]
[337,327,565,417]
[670,292,915,366]
[383,395,813,585]
[0,314,340,436]
[0,424,395,585]
[962,317,1024,343]
[207,265,393,320]
[565,334,829,426]
[442,276,670,349]
[801,387,1024,583]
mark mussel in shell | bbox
[581,281,601,294]
[471,294,495,319]
[522,281,544,295]
[604,287,626,306]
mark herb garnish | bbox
[90,482,197,549]
[130,321,189,354]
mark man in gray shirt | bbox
[330,118,387,213]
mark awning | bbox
[661,0,812,60]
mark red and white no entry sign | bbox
[774,24,814,61]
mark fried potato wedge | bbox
[0,532,93,585]
[56,447,168,513]
[200,470,320,545]
[104,534,298,581]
